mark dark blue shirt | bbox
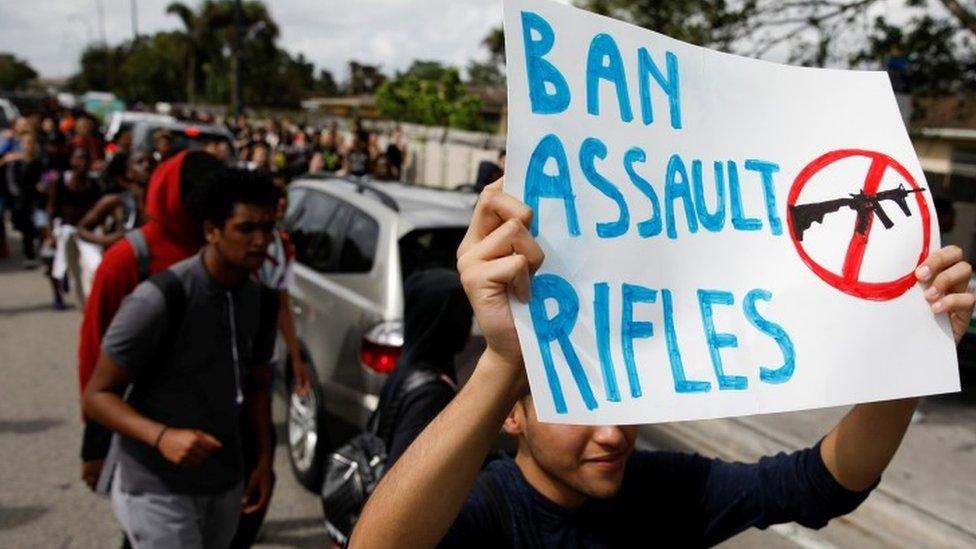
[441,443,873,548]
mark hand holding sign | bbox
[458,179,544,370]
[916,245,975,343]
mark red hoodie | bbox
[77,151,219,399]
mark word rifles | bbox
[790,185,926,241]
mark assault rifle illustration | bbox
[790,184,925,241]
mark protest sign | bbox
[502,0,960,424]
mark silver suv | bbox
[281,175,481,488]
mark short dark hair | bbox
[186,167,282,227]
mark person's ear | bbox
[203,219,219,244]
[502,399,526,437]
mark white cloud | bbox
[0,0,526,79]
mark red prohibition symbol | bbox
[786,149,931,301]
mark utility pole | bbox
[232,0,245,116]
[130,0,139,40]
[94,0,107,45]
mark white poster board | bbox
[503,0,960,424]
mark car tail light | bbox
[360,321,403,374]
[106,142,119,155]
[184,127,200,137]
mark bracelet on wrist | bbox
[153,426,169,450]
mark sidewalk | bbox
[640,386,976,548]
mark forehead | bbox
[228,202,276,222]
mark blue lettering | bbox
[528,274,598,413]
[586,34,634,123]
[664,154,699,239]
[621,283,657,398]
[580,137,629,238]
[744,159,783,236]
[521,11,570,114]
[593,282,621,402]
[692,160,726,232]
[638,49,682,129]
[744,289,796,384]
[662,289,711,393]
[728,161,762,231]
[624,147,663,238]
[525,134,580,237]
[697,290,747,390]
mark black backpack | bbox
[320,369,453,544]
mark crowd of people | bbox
[0,105,408,312]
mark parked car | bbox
[0,98,20,129]
[281,175,484,489]
[130,120,236,160]
[103,110,176,145]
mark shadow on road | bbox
[0,505,49,530]
[258,517,329,548]
[0,418,64,434]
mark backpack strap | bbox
[474,471,513,546]
[127,269,186,400]
[126,229,151,282]
[147,269,187,356]
[371,368,449,443]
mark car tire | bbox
[286,359,329,491]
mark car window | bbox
[398,228,466,280]
[289,191,348,273]
[339,210,379,273]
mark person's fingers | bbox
[463,254,532,303]
[197,432,223,450]
[916,245,964,282]
[931,291,976,315]
[924,261,972,301]
[458,183,532,259]
[244,480,271,514]
[457,218,544,274]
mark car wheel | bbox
[287,373,328,491]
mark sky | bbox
[0,0,569,80]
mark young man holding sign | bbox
[351,180,974,548]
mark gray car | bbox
[281,175,483,488]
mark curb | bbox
[639,417,976,549]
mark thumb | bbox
[198,432,223,450]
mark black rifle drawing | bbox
[790,184,925,241]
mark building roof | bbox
[912,96,976,133]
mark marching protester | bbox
[377,268,472,466]
[77,150,224,490]
[351,180,976,547]
[82,168,281,548]
[5,130,45,267]
[76,151,153,249]
[49,147,102,307]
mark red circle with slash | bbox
[786,149,930,301]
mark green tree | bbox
[117,32,187,103]
[576,0,755,50]
[376,64,483,130]
[348,61,386,94]
[0,53,38,91]
[67,44,127,93]
[574,0,976,93]
[466,60,505,86]
[165,1,208,103]
[315,69,339,96]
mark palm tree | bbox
[165,1,201,103]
